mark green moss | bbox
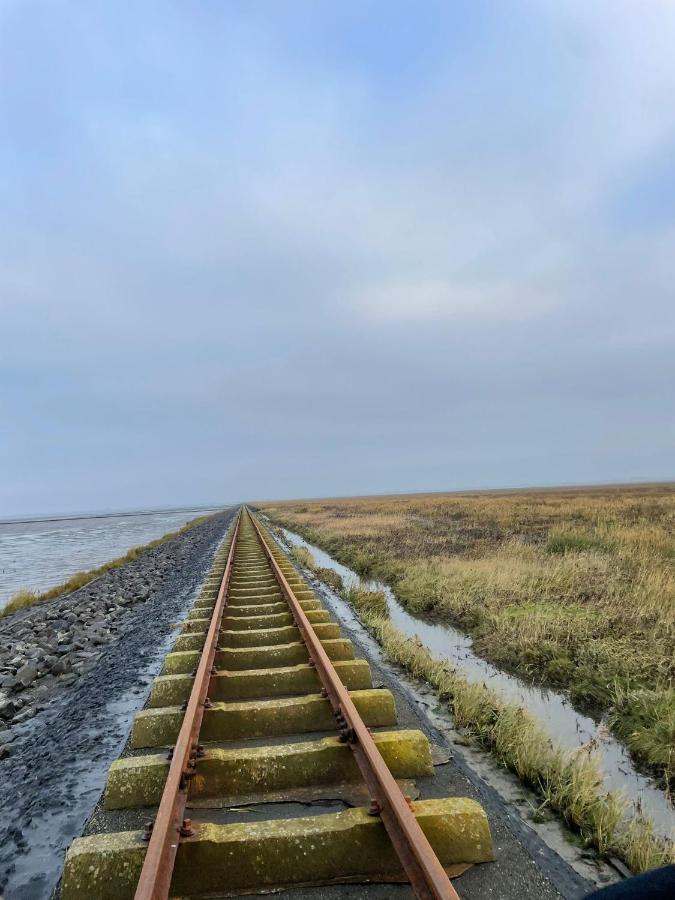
[62,799,494,900]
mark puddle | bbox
[274,522,675,840]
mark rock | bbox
[50,658,69,676]
[11,707,35,724]
[0,696,17,719]
[0,745,10,760]
[0,676,18,690]
[16,662,38,687]
[0,729,14,744]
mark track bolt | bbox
[195,744,205,758]
[180,700,188,711]
[143,821,154,840]
[179,818,195,838]
[308,659,316,668]
[320,688,328,698]
[204,697,213,709]
[367,800,381,817]
[166,746,174,761]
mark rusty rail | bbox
[134,510,241,900]
[248,509,460,900]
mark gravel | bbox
[0,507,236,900]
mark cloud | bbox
[351,278,558,323]
[0,1,673,514]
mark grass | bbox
[314,566,344,592]
[545,529,609,555]
[342,583,388,617]
[290,545,316,570]
[1,512,218,619]
[261,485,675,784]
[609,684,675,789]
[334,576,674,874]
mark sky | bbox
[1,0,674,516]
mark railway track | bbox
[61,508,493,899]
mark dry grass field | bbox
[261,485,675,785]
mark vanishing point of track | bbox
[61,508,492,899]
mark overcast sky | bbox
[1,1,674,516]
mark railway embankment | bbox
[58,509,592,900]
[0,508,235,899]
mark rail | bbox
[133,510,242,900]
[249,509,460,900]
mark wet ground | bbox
[0,509,236,900]
[276,524,675,840]
[72,514,602,900]
[0,504,630,900]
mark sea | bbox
[0,506,225,610]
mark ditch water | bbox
[0,506,223,609]
[276,524,675,840]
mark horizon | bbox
[4,477,673,523]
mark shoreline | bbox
[1,509,226,614]
[0,504,226,528]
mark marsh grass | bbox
[262,485,675,780]
[314,566,343,591]
[1,512,217,619]
[546,529,609,554]
[290,545,315,570]
[346,592,674,873]
[3,589,40,614]
[281,529,674,874]
[278,506,675,873]
[609,684,675,788]
[342,583,388,617]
